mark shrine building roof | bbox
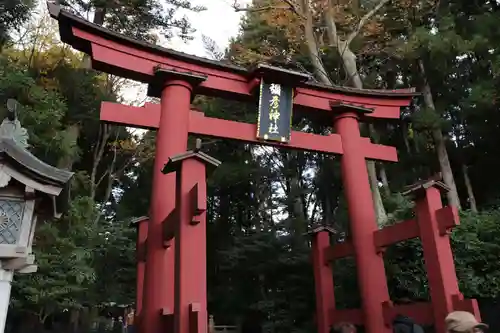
[47,2,419,100]
[0,100,74,217]
[0,138,74,187]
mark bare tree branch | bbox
[297,0,332,85]
[345,0,390,46]
[202,35,225,60]
[282,0,304,17]
[324,0,339,47]
[93,130,119,226]
[233,3,287,12]
[90,123,112,201]
[232,0,305,19]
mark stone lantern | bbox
[0,99,74,333]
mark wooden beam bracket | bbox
[161,308,175,333]
[189,303,200,333]
[436,206,459,236]
[162,209,178,247]
[190,183,206,225]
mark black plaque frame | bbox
[256,80,294,143]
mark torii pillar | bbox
[141,68,208,333]
[130,216,148,326]
[162,139,221,333]
[403,180,482,333]
[333,104,391,333]
[305,226,336,333]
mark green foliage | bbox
[62,0,206,42]
[383,193,415,222]
[0,0,35,47]
[0,55,68,163]
[453,210,500,297]
[0,33,137,330]
[92,220,136,306]
[411,106,446,131]
[11,196,97,319]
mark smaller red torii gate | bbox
[48,3,482,333]
[307,178,481,333]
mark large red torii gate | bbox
[48,3,480,333]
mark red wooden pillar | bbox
[176,159,208,333]
[162,143,220,333]
[410,183,474,333]
[307,226,336,333]
[333,111,391,333]
[131,216,149,323]
[142,69,207,333]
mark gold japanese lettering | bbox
[269,95,280,135]
[268,123,279,134]
[269,111,280,121]
[264,83,283,137]
[269,95,280,110]
[269,83,281,96]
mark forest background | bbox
[1,0,500,332]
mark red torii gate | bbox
[48,3,481,333]
[306,178,482,333]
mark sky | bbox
[166,0,248,57]
[120,0,250,103]
[30,0,250,103]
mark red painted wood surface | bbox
[189,184,205,225]
[311,230,335,333]
[100,102,398,162]
[141,80,193,333]
[174,160,208,333]
[323,184,480,332]
[75,27,412,119]
[414,187,477,333]
[324,219,421,261]
[47,4,416,120]
[49,6,483,333]
[325,205,462,261]
[135,218,148,321]
[333,112,391,333]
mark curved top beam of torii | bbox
[47,2,417,120]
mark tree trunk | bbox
[340,44,388,224]
[379,163,390,196]
[57,123,80,170]
[82,7,107,68]
[300,0,332,85]
[288,175,307,247]
[418,59,461,209]
[462,164,478,213]
[82,307,97,333]
[401,122,412,154]
[56,5,106,174]
[414,132,421,154]
[296,0,389,224]
[90,124,110,201]
[70,309,80,333]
